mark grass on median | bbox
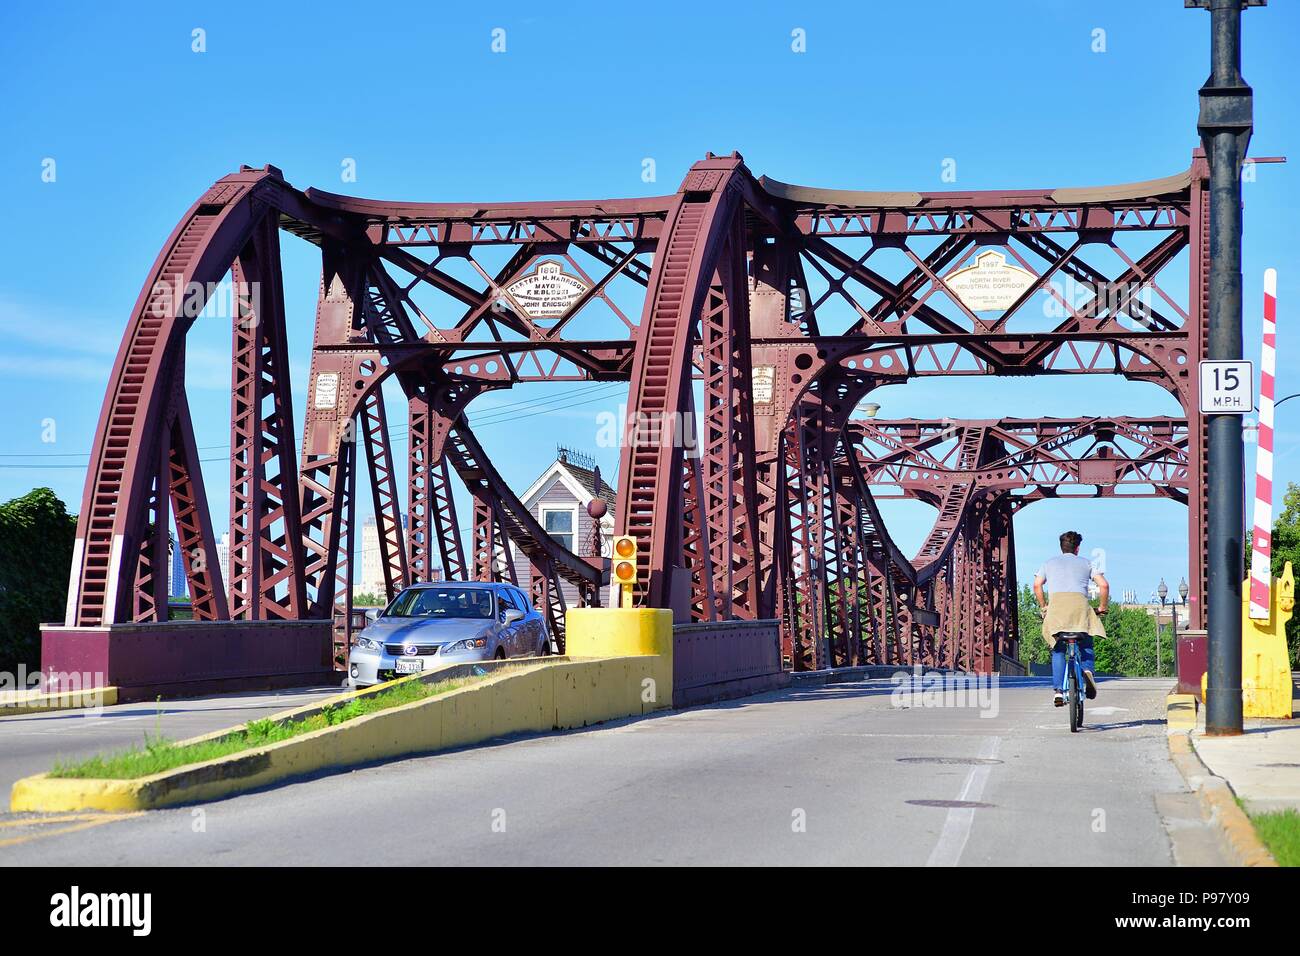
[49,674,481,780]
[1248,809,1300,866]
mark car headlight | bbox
[354,635,381,651]
[446,638,488,652]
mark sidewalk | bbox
[1190,691,1300,814]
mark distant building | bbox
[168,536,187,598]
[357,513,412,602]
[1132,602,1191,632]
[512,447,616,607]
[216,532,231,592]
[360,517,382,598]
[169,532,230,600]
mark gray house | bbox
[510,448,616,607]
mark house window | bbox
[542,507,575,551]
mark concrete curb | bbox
[10,653,671,813]
[1166,693,1197,731]
[0,687,119,716]
[790,665,952,687]
[1166,730,1277,867]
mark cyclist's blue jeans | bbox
[1051,636,1095,689]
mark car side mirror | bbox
[503,608,525,624]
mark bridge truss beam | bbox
[58,152,1208,677]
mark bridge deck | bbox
[0,677,1226,866]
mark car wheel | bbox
[494,647,507,661]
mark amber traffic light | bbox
[612,536,638,586]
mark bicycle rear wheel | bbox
[1068,670,1080,733]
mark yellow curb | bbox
[10,653,672,814]
[1166,693,1197,731]
[0,687,118,716]
[1166,732,1278,867]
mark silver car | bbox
[347,582,549,689]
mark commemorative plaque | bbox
[503,260,591,319]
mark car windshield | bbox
[386,587,494,620]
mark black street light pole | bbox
[1189,0,1264,735]
[1158,578,1169,677]
[1178,577,1190,679]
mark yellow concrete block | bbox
[0,686,118,715]
[538,664,557,731]
[565,606,673,712]
[566,606,673,658]
[593,658,633,723]
[551,661,592,729]
[644,656,673,712]
[10,776,144,814]
[489,665,548,737]
[440,682,493,749]
[586,659,614,723]
[1242,563,1294,719]
[1202,564,1296,719]
[1166,693,1197,730]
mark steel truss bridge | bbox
[59,150,1207,674]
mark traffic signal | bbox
[611,535,637,606]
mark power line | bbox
[0,383,629,470]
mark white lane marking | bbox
[925,736,1001,868]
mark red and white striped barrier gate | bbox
[1249,268,1278,620]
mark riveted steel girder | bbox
[60,152,1207,680]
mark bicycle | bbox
[1055,633,1088,733]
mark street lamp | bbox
[1190,0,1263,737]
[862,403,881,419]
[1157,578,1169,678]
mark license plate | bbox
[395,658,424,674]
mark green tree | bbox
[1016,581,1165,677]
[0,488,77,671]
[1017,585,1048,670]
[1102,605,1163,677]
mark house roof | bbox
[518,454,617,511]
[561,459,617,505]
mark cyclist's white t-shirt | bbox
[1036,553,1094,595]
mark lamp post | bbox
[1189,0,1264,736]
[1158,578,1170,677]
[1177,577,1190,679]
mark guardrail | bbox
[997,653,1028,676]
[672,618,785,706]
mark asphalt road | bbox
[0,676,1231,865]
[0,687,341,798]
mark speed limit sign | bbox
[1199,359,1254,414]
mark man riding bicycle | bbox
[1033,531,1108,707]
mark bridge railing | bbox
[673,619,785,707]
[997,654,1028,676]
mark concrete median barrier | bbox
[0,686,118,716]
[12,608,674,813]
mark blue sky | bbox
[0,0,1295,601]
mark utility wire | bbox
[0,383,628,469]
